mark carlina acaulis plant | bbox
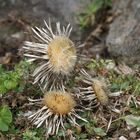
[75,69,123,113]
[76,69,115,110]
[22,20,77,90]
[28,91,87,137]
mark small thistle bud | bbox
[23,20,77,89]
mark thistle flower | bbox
[76,69,122,110]
[28,91,87,137]
[74,69,124,132]
[23,20,77,90]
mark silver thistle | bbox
[23,20,77,90]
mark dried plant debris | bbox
[0,53,12,64]
[114,62,133,75]
[22,20,77,90]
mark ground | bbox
[0,1,140,140]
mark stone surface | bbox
[106,0,140,66]
[0,0,91,41]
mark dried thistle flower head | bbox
[75,69,110,110]
[28,91,87,137]
[76,69,122,112]
[23,20,77,89]
[43,91,76,115]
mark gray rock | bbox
[0,0,91,41]
[106,0,140,66]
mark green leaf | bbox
[80,133,87,139]
[120,82,129,90]
[4,80,18,90]
[0,85,7,94]
[86,0,103,13]
[0,106,12,131]
[64,123,71,129]
[93,127,106,136]
[0,119,9,131]
[125,115,140,128]
[105,0,112,7]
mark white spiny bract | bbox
[23,20,77,90]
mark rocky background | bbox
[106,0,140,67]
[0,0,140,65]
[0,0,139,67]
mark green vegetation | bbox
[87,58,115,71]
[78,0,112,29]
[23,129,43,140]
[87,58,140,94]
[0,57,139,139]
[85,119,106,137]
[0,60,30,94]
[86,58,140,135]
[125,115,140,130]
[0,106,12,131]
[109,73,140,94]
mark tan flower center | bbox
[43,91,76,115]
[47,36,76,75]
[92,80,109,105]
